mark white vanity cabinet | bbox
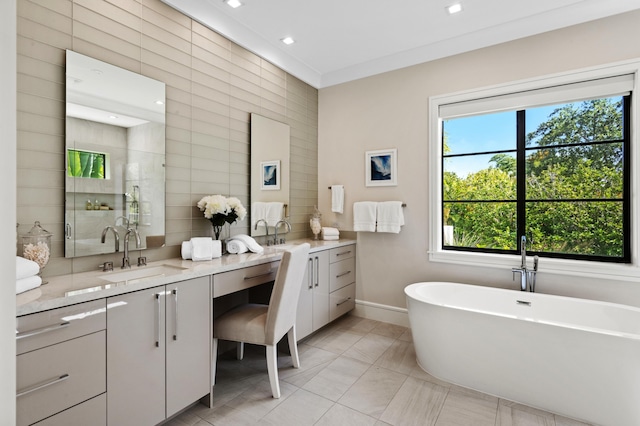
[106,276,210,426]
[16,300,107,426]
[297,243,356,340]
[296,250,330,340]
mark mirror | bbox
[250,113,290,237]
[65,51,166,257]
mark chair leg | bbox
[287,326,300,369]
[266,344,281,398]
[237,341,244,360]
[212,337,218,386]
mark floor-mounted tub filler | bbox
[405,282,640,426]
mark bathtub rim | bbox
[405,281,640,341]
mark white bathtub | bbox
[405,282,640,426]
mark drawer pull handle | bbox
[336,250,352,256]
[336,297,352,307]
[172,288,178,341]
[17,374,69,398]
[336,271,351,278]
[155,293,161,348]
[244,271,275,281]
[308,258,313,289]
[16,322,70,340]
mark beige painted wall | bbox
[16,0,318,275]
[318,10,640,310]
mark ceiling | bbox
[161,0,640,89]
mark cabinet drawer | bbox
[17,299,106,355]
[17,331,106,426]
[33,393,106,426]
[329,245,355,263]
[329,283,355,322]
[213,261,280,298]
[329,258,355,292]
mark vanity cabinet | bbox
[16,300,107,426]
[106,276,210,426]
[297,243,356,340]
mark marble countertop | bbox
[16,239,355,317]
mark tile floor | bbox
[166,315,592,426]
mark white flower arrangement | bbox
[197,195,247,239]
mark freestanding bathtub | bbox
[405,282,640,426]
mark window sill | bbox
[428,250,640,282]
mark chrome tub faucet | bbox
[512,236,539,292]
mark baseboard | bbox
[352,299,410,327]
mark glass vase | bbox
[21,221,52,284]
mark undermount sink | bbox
[100,264,188,283]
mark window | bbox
[429,69,637,271]
[442,96,629,262]
[67,149,106,179]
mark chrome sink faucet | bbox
[254,219,270,244]
[512,236,539,292]
[122,227,141,269]
[101,226,120,252]
[274,219,291,245]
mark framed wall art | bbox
[365,148,397,187]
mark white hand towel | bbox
[227,234,264,254]
[322,235,339,241]
[265,202,284,226]
[211,240,222,258]
[322,227,340,236]
[251,202,268,228]
[181,241,192,260]
[353,201,377,232]
[331,185,344,214]
[16,275,42,294]
[226,239,249,254]
[16,256,40,280]
[191,237,213,261]
[376,201,405,233]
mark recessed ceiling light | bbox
[281,37,295,45]
[226,0,242,8]
[447,3,462,14]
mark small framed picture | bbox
[365,149,397,187]
[261,160,280,190]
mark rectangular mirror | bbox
[250,113,290,237]
[65,51,166,257]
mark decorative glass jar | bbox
[310,207,322,240]
[21,221,52,284]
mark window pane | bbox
[526,201,623,257]
[444,202,516,250]
[526,97,623,147]
[444,111,516,155]
[444,153,516,201]
[526,143,623,200]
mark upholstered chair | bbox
[212,243,311,398]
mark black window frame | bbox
[441,95,631,263]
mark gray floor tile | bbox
[302,355,370,401]
[379,376,448,426]
[316,403,378,426]
[258,389,334,426]
[338,366,408,418]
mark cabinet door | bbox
[107,287,166,426]
[166,277,211,418]
[296,256,315,340]
[312,250,330,331]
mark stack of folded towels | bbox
[16,256,42,294]
[181,237,222,261]
[321,227,340,241]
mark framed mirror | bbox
[250,113,290,237]
[65,51,166,257]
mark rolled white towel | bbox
[16,256,40,280]
[322,235,339,241]
[322,227,340,237]
[181,241,192,260]
[191,237,213,261]
[227,234,264,254]
[226,239,249,254]
[17,275,42,294]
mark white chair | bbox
[212,243,311,398]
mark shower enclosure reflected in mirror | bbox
[65,50,166,258]
[250,114,290,237]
